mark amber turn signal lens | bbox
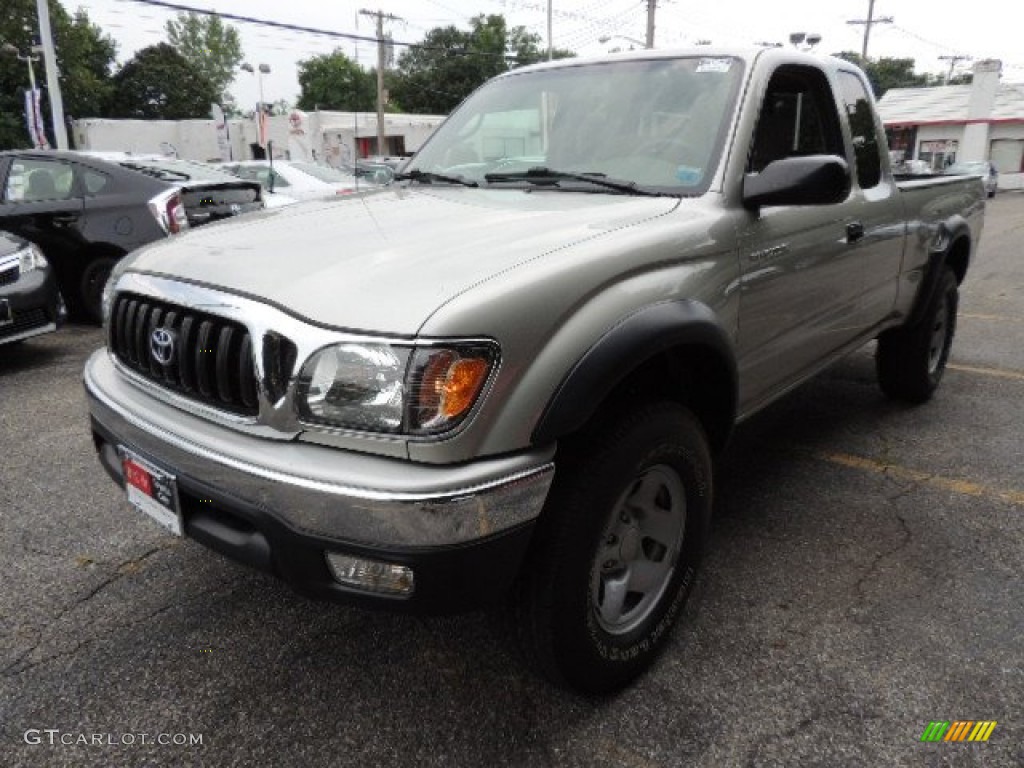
[440,358,490,418]
[418,353,490,418]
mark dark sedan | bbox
[0,231,64,347]
[0,151,262,323]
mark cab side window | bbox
[837,71,883,189]
[748,65,845,173]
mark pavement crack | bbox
[2,543,172,677]
[852,509,913,601]
[76,544,167,606]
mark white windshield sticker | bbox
[697,58,733,74]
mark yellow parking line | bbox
[815,451,1024,507]
[947,363,1024,381]
[959,313,1023,322]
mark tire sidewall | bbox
[79,257,118,323]
[548,405,712,690]
[926,270,958,388]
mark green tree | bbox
[0,0,117,149]
[296,50,376,111]
[61,10,118,121]
[108,43,219,120]
[390,14,574,114]
[833,51,934,98]
[165,11,243,100]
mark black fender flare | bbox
[906,215,971,328]
[531,299,737,447]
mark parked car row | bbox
[943,160,999,198]
[216,160,384,201]
[0,230,64,348]
[0,151,393,328]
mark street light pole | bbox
[241,62,271,150]
[2,43,39,91]
[2,42,47,148]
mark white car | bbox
[217,160,378,201]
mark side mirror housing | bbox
[742,155,851,209]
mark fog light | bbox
[325,552,415,596]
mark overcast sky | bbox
[59,0,1024,110]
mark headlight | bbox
[296,341,498,436]
[17,244,48,273]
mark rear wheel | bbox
[876,266,958,403]
[513,401,712,694]
[79,257,118,324]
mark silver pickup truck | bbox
[84,47,985,693]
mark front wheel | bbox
[876,266,958,403]
[513,402,712,694]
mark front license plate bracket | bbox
[119,447,183,536]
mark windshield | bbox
[404,56,744,194]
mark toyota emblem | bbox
[150,328,176,366]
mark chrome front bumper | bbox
[84,349,554,549]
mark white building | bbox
[70,110,446,166]
[878,59,1024,190]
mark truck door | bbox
[835,69,905,328]
[735,63,870,411]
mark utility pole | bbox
[360,8,399,158]
[846,0,893,61]
[36,0,68,149]
[938,54,972,83]
[645,0,657,49]
[547,0,553,61]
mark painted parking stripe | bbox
[947,363,1024,382]
[959,313,1024,323]
[814,452,1024,507]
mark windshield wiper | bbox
[394,169,478,187]
[484,166,663,196]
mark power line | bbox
[114,0,546,63]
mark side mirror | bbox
[742,155,850,209]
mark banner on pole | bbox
[24,88,49,149]
[210,103,232,161]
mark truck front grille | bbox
[109,293,260,416]
[0,264,19,286]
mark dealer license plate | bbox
[120,448,182,536]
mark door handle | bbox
[846,221,865,243]
[50,213,77,225]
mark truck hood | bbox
[125,187,680,335]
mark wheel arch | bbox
[531,300,737,454]
[904,216,971,329]
[81,241,129,263]
[944,231,970,286]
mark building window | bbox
[919,140,958,170]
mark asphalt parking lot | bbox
[2,194,1022,767]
